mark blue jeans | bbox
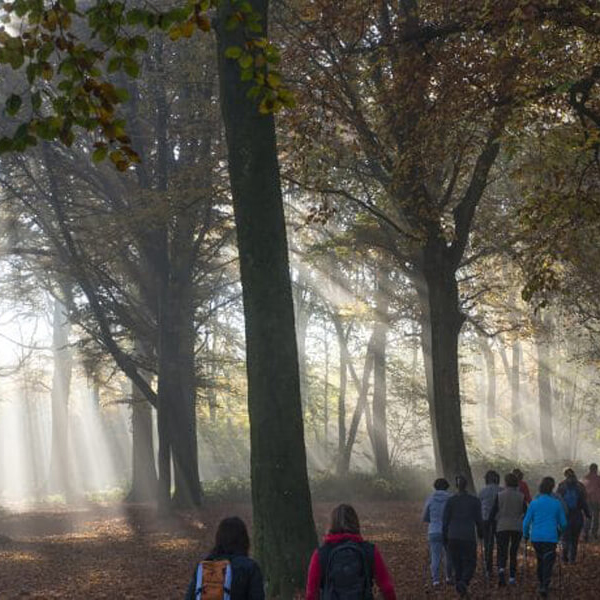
[429,534,453,583]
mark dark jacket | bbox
[557,478,591,527]
[185,554,264,600]
[442,492,483,543]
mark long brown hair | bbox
[329,504,360,535]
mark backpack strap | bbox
[223,562,233,599]
[361,541,375,594]
[195,563,204,599]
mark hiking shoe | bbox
[509,577,516,585]
[498,570,506,587]
[456,581,468,597]
[539,586,548,598]
[432,581,441,588]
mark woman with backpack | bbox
[305,503,396,600]
[557,471,591,564]
[523,477,568,598]
[185,516,264,600]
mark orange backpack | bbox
[195,559,232,600]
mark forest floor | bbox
[0,500,599,599]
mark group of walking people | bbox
[422,464,600,598]
[182,464,600,599]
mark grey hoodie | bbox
[479,484,502,520]
[422,490,452,536]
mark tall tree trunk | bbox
[127,340,157,503]
[296,304,310,416]
[337,338,375,476]
[510,341,522,459]
[417,244,473,490]
[372,266,391,476]
[478,336,497,421]
[159,280,203,509]
[323,330,329,452]
[535,313,558,461]
[217,2,317,593]
[332,315,349,466]
[475,352,491,448]
[48,297,73,498]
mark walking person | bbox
[557,470,590,563]
[185,516,264,600]
[513,468,532,505]
[443,475,483,598]
[523,477,567,598]
[478,470,501,579]
[490,472,526,586]
[422,478,453,587]
[583,463,600,542]
[305,503,396,600]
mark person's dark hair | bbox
[512,468,524,481]
[539,477,555,495]
[455,475,468,493]
[211,517,250,556]
[590,463,598,473]
[485,470,500,485]
[434,478,450,491]
[564,467,575,478]
[329,504,360,535]
[505,473,518,488]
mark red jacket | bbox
[519,480,532,504]
[305,533,396,600]
[584,472,600,504]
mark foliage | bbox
[0,0,293,166]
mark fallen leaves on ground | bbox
[0,501,599,598]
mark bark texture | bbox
[217,2,317,594]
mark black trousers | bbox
[562,521,583,563]
[447,539,477,587]
[482,519,496,575]
[496,530,522,577]
[533,542,557,590]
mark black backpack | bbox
[318,540,374,600]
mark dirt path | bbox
[0,501,598,598]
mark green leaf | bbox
[238,53,253,69]
[5,94,22,116]
[107,56,122,73]
[92,145,108,162]
[225,46,242,59]
[0,136,14,153]
[240,68,254,81]
[31,91,42,111]
[115,87,130,102]
[122,57,140,78]
[60,0,76,12]
[126,8,148,26]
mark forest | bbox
[0,0,599,598]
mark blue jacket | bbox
[523,494,567,543]
[422,490,452,537]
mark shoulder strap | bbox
[195,563,203,599]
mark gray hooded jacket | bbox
[422,490,452,537]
